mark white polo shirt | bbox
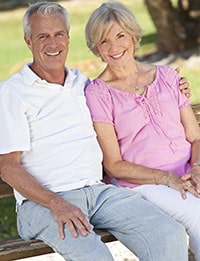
[0,65,103,204]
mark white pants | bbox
[134,184,200,260]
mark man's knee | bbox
[56,239,114,261]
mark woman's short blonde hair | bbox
[85,1,143,56]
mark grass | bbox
[0,197,17,238]
[0,0,200,238]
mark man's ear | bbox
[24,36,32,51]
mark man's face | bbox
[25,13,69,74]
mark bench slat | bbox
[0,231,117,261]
[192,103,200,124]
[0,236,53,261]
[0,178,13,198]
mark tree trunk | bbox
[144,0,200,54]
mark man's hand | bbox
[175,67,191,98]
[51,197,92,239]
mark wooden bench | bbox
[1,103,200,261]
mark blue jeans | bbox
[17,184,187,261]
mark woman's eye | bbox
[119,34,125,38]
[100,39,107,44]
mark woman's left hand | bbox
[181,167,200,195]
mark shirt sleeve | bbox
[85,80,114,125]
[160,65,191,110]
[0,90,30,154]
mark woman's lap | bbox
[134,184,200,259]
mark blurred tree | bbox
[0,0,60,10]
[144,0,200,56]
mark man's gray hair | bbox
[23,1,70,38]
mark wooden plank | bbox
[95,229,117,243]
[0,178,13,198]
[192,103,200,124]
[0,231,116,261]
[0,237,53,261]
[0,233,195,261]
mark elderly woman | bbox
[85,1,200,260]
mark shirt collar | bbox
[22,64,42,86]
[21,64,89,93]
[22,64,71,88]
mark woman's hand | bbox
[167,172,200,199]
[181,166,200,195]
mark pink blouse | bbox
[85,65,192,188]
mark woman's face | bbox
[96,22,135,66]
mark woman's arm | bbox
[93,120,200,199]
[180,104,200,194]
[94,122,158,185]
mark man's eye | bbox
[39,35,46,40]
[57,33,64,37]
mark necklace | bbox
[135,85,145,93]
[135,63,142,93]
[135,86,140,92]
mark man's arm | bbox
[0,152,92,239]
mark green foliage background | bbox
[0,0,200,238]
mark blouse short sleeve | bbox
[85,79,114,124]
[158,65,191,110]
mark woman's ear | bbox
[132,36,137,44]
